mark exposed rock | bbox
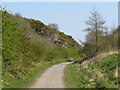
[25,18,81,49]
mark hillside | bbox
[64,53,119,88]
[2,10,82,88]
[24,18,81,49]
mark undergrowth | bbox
[2,11,82,88]
[64,54,119,88]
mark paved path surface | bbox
[31,62,72,88]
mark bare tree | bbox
[48,23,59,31]
[14,12,22,17]
[85,10,107,53]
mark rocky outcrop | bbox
[25,18,81,49]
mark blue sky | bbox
[3,2,118,44]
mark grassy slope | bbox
[2,11,82,88]
[64,53,119,88]
[4,60,68,88]
[0,10,2,89]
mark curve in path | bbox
[31,62,72,88]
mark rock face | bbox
[25,18,81,49]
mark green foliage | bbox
[83,10,118,57]
[64,54,119,88]
[64,64,94,88]
[83,27,119,57]
[3,60,66,88]
[29,19,45,30]
[84,10,107,54]
[89,54,119,88]
[2,12,21,63]
[27,18,81,49]
[2,11,82,88]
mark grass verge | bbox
[64,53,119,88]
[3,60,67,88]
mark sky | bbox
[118,1,120,26]
[2,2,118,44]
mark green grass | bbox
[2,11,83,88]
[64,54,119,88]
[64,63,94,88]
[3,60,67,88]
